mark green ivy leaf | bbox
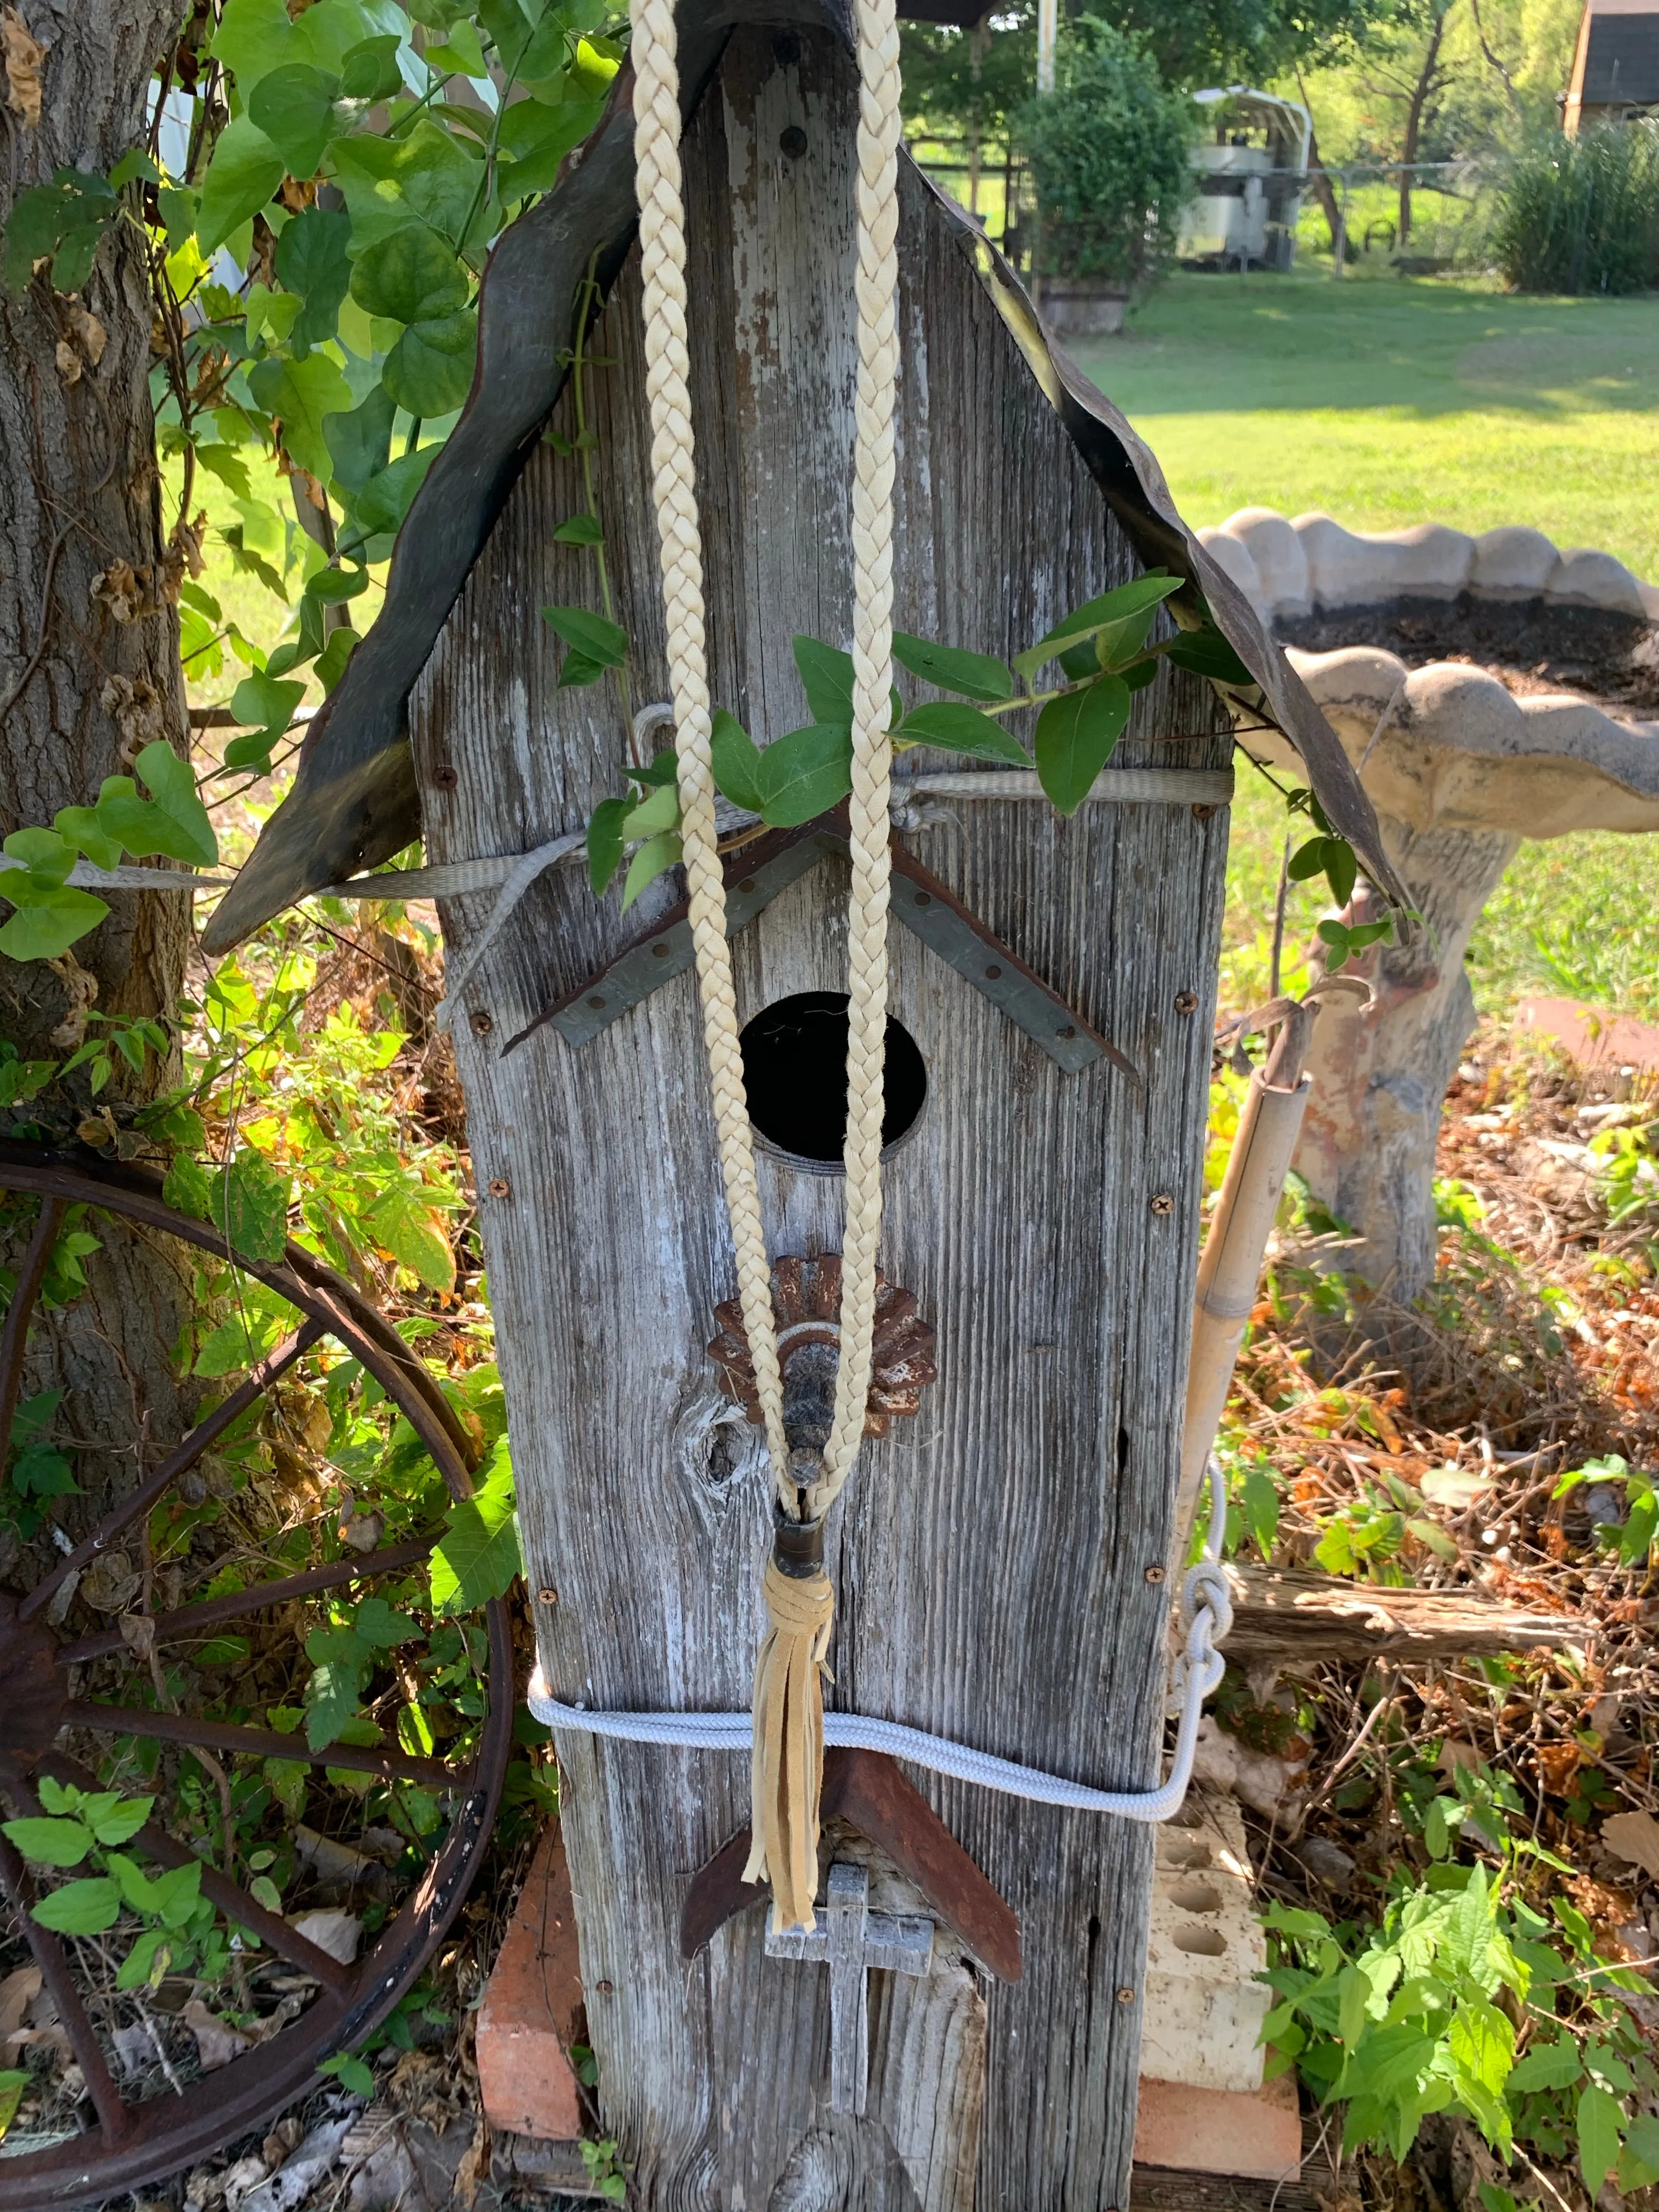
[86,1794,154,1847]
[710,710,764,813]
[552,513,603,546]
[353,1594,420,1647]
[319,2051,375,2097]
[586,797,630,896]
[350,221,469,326]
[755,725,854,827]
[793,635,856,727]
[496,93,606,197]
[1034,676,1131,815]
[0,855,109,959]
[619,779,680,842]
[324,383,397,495]
[92,744,217,867]
[620,831,682,911]
[1164,627,1255,684]
[247,348,356,482]
[211,1147,292,1264]
[543,604,627,676]
[431,1441,522,1614]
[196,116,286,255]
[1015,574,1182,683]
[897,702,1027,765]
[274,205,353,352]
[890,632,1013,703]
[1578,2083,1624,2198]
[383,307,477,416]
[1,1816,95,1867]
[340,33,404,100]
[249,63,342,179]
[30,1876,121,1936]
[364,1183,455,1293]
[304,1656,363,1752]
[353,445,439,539]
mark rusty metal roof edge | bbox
[203,0,1406,958]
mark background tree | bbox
[1013,17,1195,287]
[0,0,203,1542]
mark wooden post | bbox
[414,25,1230,2207]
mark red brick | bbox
[476,1824,584,2141]
[1133,2068,1302,2183]
[1515,997,1659,1075]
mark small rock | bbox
[1583,1483,1626,1528]
[1297,1836,1357,1892]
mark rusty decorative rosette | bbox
[0,1147,512,2211]
[707,1255,936,1440]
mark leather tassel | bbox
[743,1551,835,1933]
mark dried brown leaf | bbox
[2,6,43,128]
[1602,1809,1659,1881]
[182,1999,253,2073]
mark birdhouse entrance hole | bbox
[739,992,926,1171]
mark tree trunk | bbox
[0,1,199,1570]
[1397,13,1448,247]
[1303,128,1352,264]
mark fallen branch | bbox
[1222,1563,1583,1667]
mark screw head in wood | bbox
[538,1587,558,1605]
[1192,802,1218,821]
[595,1980,614,1995]
[985,964,1002,980]
[1145,1565,1166,1584]
[1175,990,1199,1015]
[779,125,808,159]
[431,763,458,790]
[487,1177,511,1200]
[1150,1192,1174,1217]
[1116,1986,1135,2005]
[587,995,605,1011]
[470,1008,494,1035]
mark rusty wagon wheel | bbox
[0,1146,512,2209]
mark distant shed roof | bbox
[1582,8,1659,101]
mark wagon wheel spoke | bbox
[0,1195,65,1465]
[21,1320,327,1627]
[0,1829,132,2139]
[59,1700,462,1786]
[34,1753,356,1997]
[56,1533,439,1667]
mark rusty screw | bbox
[538,1586,558,1605]
[1150,1192,1174,1217]
[595,1979,614,1995]
[487,1177,511,1200]
[431,763,458,790]
[1145,1565,1166,1584]
[1174,990,1199,1015]
[779,125,808,158]
[1116,1986,1135,2006]
[470,1009,494,1035]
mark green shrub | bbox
[1492,124,1659,294]
[1013,19,1194,291]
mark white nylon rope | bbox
[627,0,901,1525]
[528,1464,1233,1824]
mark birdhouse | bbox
[211,8,1391,2204]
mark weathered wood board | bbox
[411,25,1231,2209]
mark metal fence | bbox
[905,140,1505,281]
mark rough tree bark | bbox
[0,1,198,1570]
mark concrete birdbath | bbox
[1198,508,1659,1296]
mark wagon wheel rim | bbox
[0,1146,514,2209]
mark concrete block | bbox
[1470,525,1558,599]
[476,1825,584,2142]
[1219,507,1308,619]
[1141,1795,1269,2095]
[1134,2068,1303,2183]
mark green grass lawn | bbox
[1072,269,1659,582]
[1069,270,1659,1022]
